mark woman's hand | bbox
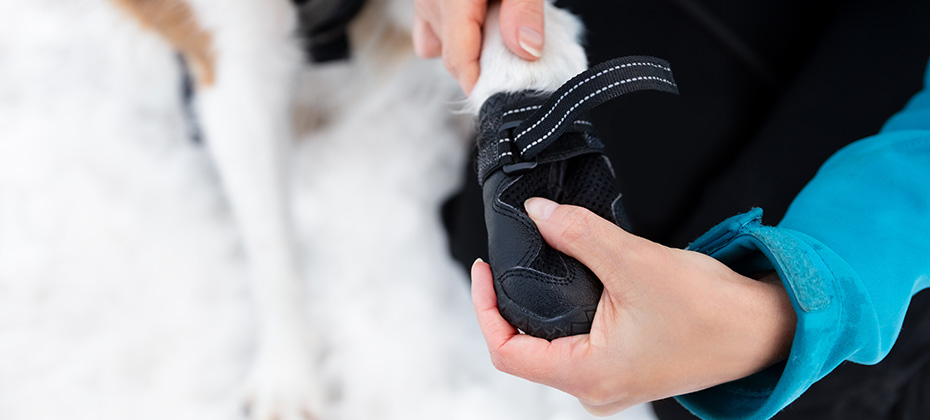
[471,197,796,415]
[413,0,545,94]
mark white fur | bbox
[178,1,323,417]
[0,0,656,419]
[468,1,588,113]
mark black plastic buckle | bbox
[502,159,538,174]
[498,118,538,174]
[497,120,523,133]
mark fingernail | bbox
[471,257,485,274]
[524,197,557,221]
[518,27,543,58]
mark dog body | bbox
[0,0,655,419]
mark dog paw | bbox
[242,345,324,420]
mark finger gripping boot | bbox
[476,56,678,340]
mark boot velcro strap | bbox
[476,56,678,185]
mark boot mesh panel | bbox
[562,154,621,225]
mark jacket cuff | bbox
[673,208,874,420]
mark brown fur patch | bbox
[111,0,216,86]
[349,1,413,71]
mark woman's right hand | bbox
[471,198,797,415]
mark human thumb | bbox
[524,197,629,283]
[499,0,545,60]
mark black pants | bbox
[442,0,930,417]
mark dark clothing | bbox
[441,0,930,418]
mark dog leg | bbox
[467,1,588,113]
[189,5,325,420]
[109,0,322,418]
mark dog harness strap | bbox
[294,0,368,63]
[513,56,678,160]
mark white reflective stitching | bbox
[499,137,513,158]
[498,138,512,159]
[520,76,676,155]
[502,105,542,117]
[513,62,671,142]
[574,120,593,126]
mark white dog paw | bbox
[242,347,325,420]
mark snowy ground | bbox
[0,1,657,419]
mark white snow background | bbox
[0,1,658,419]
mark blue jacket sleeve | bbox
[674,59,930,420]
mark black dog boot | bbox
[476,56,678,340]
